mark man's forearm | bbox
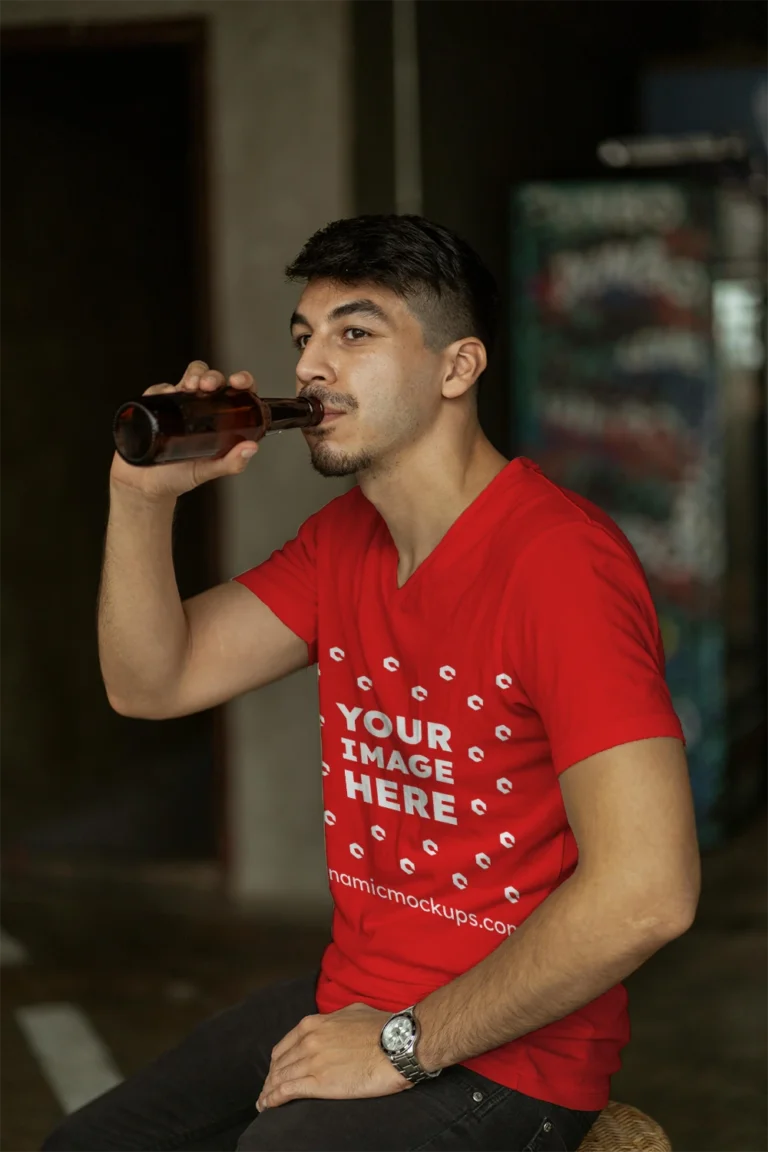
[415,870,690,1072]
[97,483,188,714]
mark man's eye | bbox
[344,328,368,341]
[294,334,310,351]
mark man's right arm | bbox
[98,484,309,720]
[98,361,310,720]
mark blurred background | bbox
[1,1,765,1149]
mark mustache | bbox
[299,386,357,413]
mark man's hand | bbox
[110,362,260,501]
[257,1003,411,1112]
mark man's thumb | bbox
[226,441,259,474]
[192,442,258,486]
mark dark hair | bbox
[285,214,499,358]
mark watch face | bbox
[382,1014,416,1054]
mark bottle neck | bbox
[265,396,324,433]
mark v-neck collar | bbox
[376,457,531,595]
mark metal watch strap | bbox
[389,1047,440,1085]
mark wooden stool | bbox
[578,1101,672,1151]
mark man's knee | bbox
[236,1117,260,1152]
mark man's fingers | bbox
[262,1055,305,1095]
[196,369,226,391]
[271,1014,318,1062]
[229,370,256,390]
[258,1072,315,1112]
[269,1025,303,1064]
[156,362,253,395]
[142,383,177,396]
[142,372,232,402]
[229,372,255,390]
[179,360,209,387]
[179,360,226,392]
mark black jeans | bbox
[42,973,600,1151]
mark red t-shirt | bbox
[234,457,683,1110]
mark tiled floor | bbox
[2,813,765,1151]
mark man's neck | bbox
[358,429,509,587]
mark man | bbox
[45,215,700,1152]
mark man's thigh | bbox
[42,973,319,1152]
[238,1067,598,1152]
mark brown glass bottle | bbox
[113,389,324,466]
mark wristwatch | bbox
[379,1006,441,1085]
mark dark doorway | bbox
[1,21,222,864]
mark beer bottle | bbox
[113,389,324,466]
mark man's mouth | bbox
[300,394,353,429]
[318,410,346,425]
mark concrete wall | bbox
[2,0,353,912]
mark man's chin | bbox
[308,442,373,479]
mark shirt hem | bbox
[459,1056,611,1111]
[232,571,317,658]
[554,713,686,775]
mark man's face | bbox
[290,280,444,478]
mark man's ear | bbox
[441,338,487,399]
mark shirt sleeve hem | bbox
[553,713,686,775]
[232,571,318,662]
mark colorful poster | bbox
[511,181,728,845]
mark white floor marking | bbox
[15,1003,123,1114]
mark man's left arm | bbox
[414,733,700,1070]
[257,734,699,1108]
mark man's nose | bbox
[296,341,336,387]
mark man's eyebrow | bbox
[289,299,391,331]
[327,299,391,325]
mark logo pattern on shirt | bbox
[320,645,520,912]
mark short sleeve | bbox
[507,522,684,774]
[232,512,320,664]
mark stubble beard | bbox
[307,433,375,478]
